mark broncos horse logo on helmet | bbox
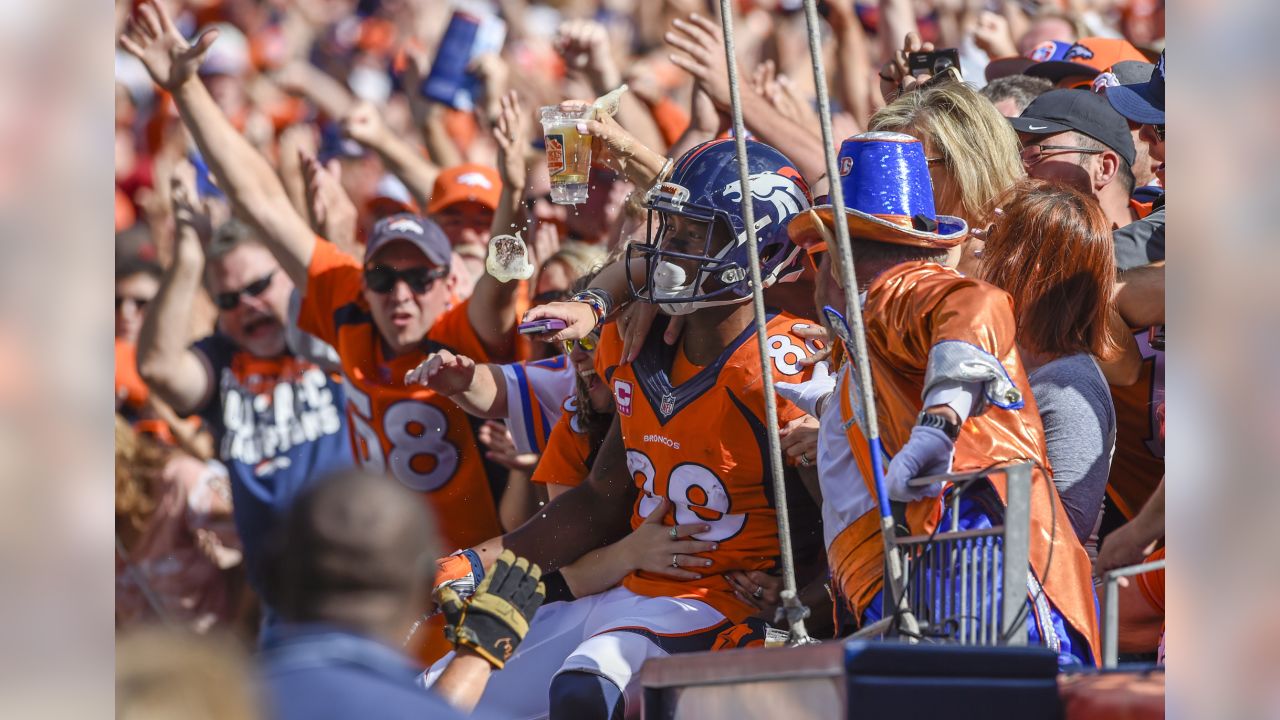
[628,139,811,315]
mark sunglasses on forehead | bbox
[363,265,448,294]
[214,271,276,310]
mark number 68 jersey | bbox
[297,239,504,554]
[604,311,817,623]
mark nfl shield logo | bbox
[659,392,676,417]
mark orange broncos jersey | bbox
[604,311,814,624]
[1107,330,1164,519]
[529,396,595,490]
[297,239,505,552]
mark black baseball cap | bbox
[1009,88,1137,167]
[364,212,452,267]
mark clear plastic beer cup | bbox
[539,105,593,205]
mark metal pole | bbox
[797,0,917,637]
[714,0,812,644]
[1000,463,1031,646]
[1101,558,1167,667]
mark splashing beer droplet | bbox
[485,230,534,282]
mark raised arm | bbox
[137,163,214,416]
[557,19,667,153]
[665,13,826,180]
[825,0,872,131]
[341,101,440,210]
[462,90,530,360]
[121,0,316,292]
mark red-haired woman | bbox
[978,179,1140,552]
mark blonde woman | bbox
[870,79,1025,275]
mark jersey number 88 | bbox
[628,449,747,542]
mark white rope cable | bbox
[714,0,812,645]
[797,0,918,638]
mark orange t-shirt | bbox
[530,397,594,489]
[296,239,504,553]
[607,312,813,623]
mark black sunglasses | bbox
[364,265,448,294]
[214,271,276,310]
[1153,124,1165,141]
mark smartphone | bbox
[907,49,961,77]
[517,318,568,335]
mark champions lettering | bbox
[220,367,344,469]
[643,433,681,450]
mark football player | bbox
[423,138,824,719]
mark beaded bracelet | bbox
[570,289,613,326]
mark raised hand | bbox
[341,101,388,148]
[879,31,936,101]
[170,160,212,249]
[491,90,529,193]
[556,19,622,94]
[119,0,219,92]
[301,152,358,257]
[404,349,479,396]
[665,13,735,111]
[973,10,1017,60]
[469,53,511,123]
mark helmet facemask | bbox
[629,181,757,316]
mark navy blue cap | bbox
[364,213,452,267]
[1107,51,1165,125]
[1009,88,1137,167]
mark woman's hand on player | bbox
[404,349,477,395]
[622,498,717,580]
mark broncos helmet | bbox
[628,138,812,315]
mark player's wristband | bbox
[435,548,486,597]
[540,570,576,604]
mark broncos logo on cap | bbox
[455,172,494,189]
[1029,41,1058,62]
[721,172,810,225]
[386,217,424,234]
[1064,43,1095,61]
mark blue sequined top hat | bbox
[787,132,968,250]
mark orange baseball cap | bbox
[1025,37,1147,83]
[427,164,502,214]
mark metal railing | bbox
[1100,558,1166,667]
[853,463,1032,647]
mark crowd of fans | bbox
[114,0,1165,716]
